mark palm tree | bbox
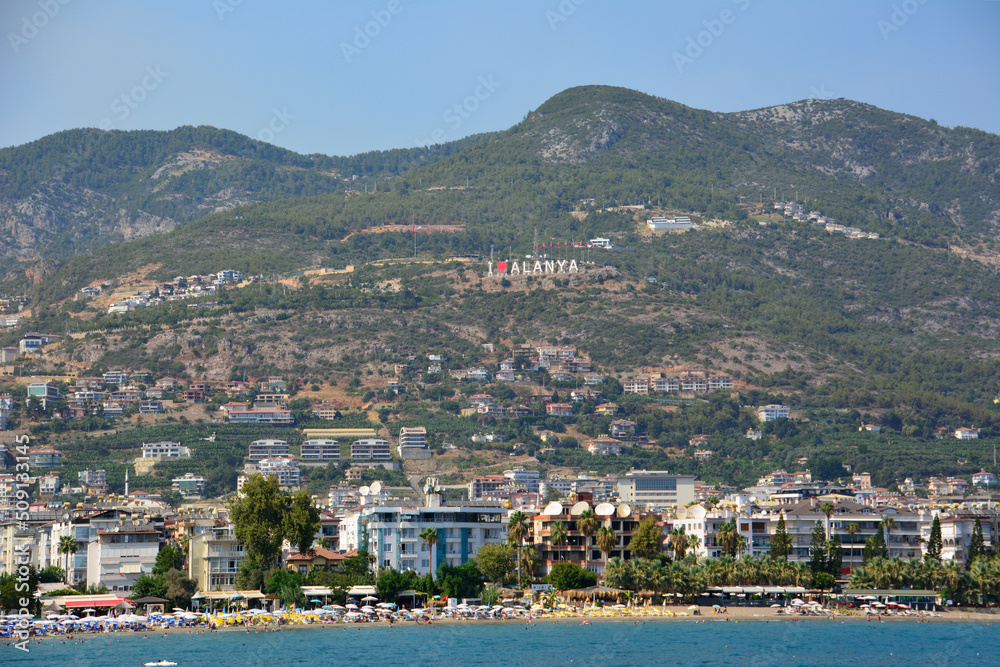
[668,526,689,561]
[58,535,78,586]
[596,526,617,574]
[846,523,860,574]
[881,517,895,559]
[507,511,531,587]
[716,520,740,557]
[686,534,701,561]
[550,521,568,561]
[820,502,835,540]
[577,509,599,565]
[519,547,539,583]
[420,527,440,578]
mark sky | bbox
[1,0,998,156]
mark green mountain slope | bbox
[0,125,495,270]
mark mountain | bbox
[0,125,494,272]
[7,86,1000,490]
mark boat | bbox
[143,662,178,666]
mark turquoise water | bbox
[4,619,997,666]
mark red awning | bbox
[63,598,127,608]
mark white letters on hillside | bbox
[488,259,578,276]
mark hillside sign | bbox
[488,259,579,276]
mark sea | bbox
[5,619,997,666]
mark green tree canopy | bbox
[628,517,664,560]
[474,543,515,584]
[547,562,597,591]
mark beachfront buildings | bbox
[529,501,650,575]
[85,526,160,594]
[339,496,507,576]
[188,523,244,590]
[616,471,696,511]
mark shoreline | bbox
[19,605,997,643]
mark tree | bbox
[548,562,597,591]
[966,517,985,571]
[228,475,289,566]
[668,526,689,561]
[38,565,65,584]
[58,535,78,585]
[284,491,321,555]
[577,510,599,561]
[507,511,531,587]
[436,561,482,599]
[474,543,514,584]
[341,550,375,585]
[160,490,185,508]
[926,515,943,561]
[880,517,896,559]
[550,521,568,559]
[376,568,415,601]
[520,547,539,581]
[820,502,835,540]
[846,523,860,572]
[420,528,441,579]
[596,526,617,570]
[813,571,835,591]
[130,573,168,600]
[808,521,828,575]
[629,517,664,560]
[827,534,843,578]
[153,544,184,575]
[716,520,741,558]
[163,568,198,608]
[771,513,791,560]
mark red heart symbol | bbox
[496,261,508,273]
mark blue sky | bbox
[2,0,998,156]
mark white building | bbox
[85,526,160,594]
[398,427,428,455]
[955,427,980,440]
[188,523,244,591]
[339,497,507,575]
[756,404,791,422]
[248,439,289,461]
[351,439,391,460]
[503,468,540,493]
[141,441,191,459]
[172,473,207,499]
[258,457,301,488]
[616,471,696,511]
[300,439,340,461]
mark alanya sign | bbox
[488,259,579,276]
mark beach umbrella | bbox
[790,599,804,606]
[687,605,699,610]
[309,599,324,604]
[361,595,378,602]
[769,604,782,608]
